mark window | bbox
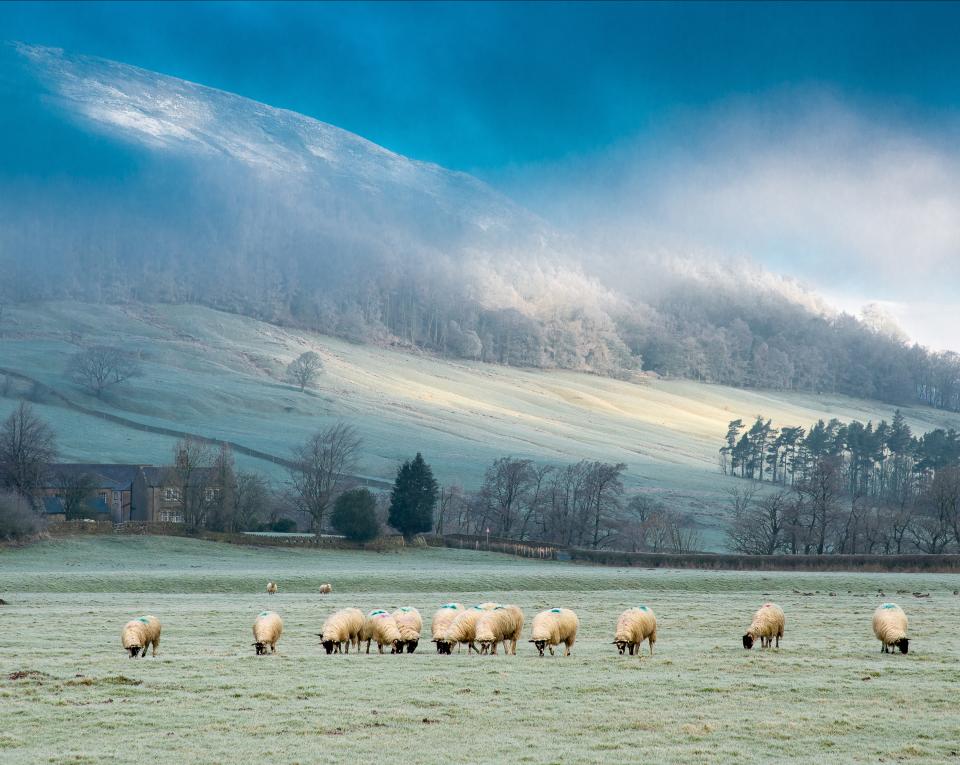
[204,487,221,502]
[163,487,182,502]
[157,510,184,523]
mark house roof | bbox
[45,464,142,490]
[140,466,218,487]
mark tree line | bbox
[721,412,960,555]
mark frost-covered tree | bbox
[285,351,323,392]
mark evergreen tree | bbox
[331,488,380,543]
[388,453,438,541]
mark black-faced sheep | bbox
[431,603,464,654]
[392,607,423,653]
[121,616,161,658]
[366,610,402,654]
[742,603,784,649]
[613,606,657,656]
[529,608,578,656]
[436,603,499,655]
[873,603,909,654]
[319,608,365,654]
[476,605,525,655]
[253,610,283,655]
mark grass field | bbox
[4,302,960,549]
[2,536,959,764]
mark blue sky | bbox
[3,1,960,348]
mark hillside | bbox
[3,302,960,548]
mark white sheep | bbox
[742,603,785,649]
[121,615,161,658]
[476,605,525,655]
[437,603,500,654]
[253,610,283,655]
[873,603,909,654]
[266,581,277,595]
[392,607,423,653]
[319,583,333,595]
[318,608,365,654]
[431,603,464,654]
[529,608,579,657]
[366,609,402,654]
[613,606,657,656]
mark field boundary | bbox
[432,533,960,572]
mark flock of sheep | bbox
[119,581,912,659]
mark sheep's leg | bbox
[548,645,555,656]
[152,638,159,657]
[365,639,371,654]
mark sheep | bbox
[613,606,657,656]
[121,615,161,658]
[266,581,277,595]
[873,603,909,654]
[529,608,579,657]
[367,609,402,654]
[430,603,464,654]
[392,607,423,653]
[437,603,500,655]
[253,610,283,655]
[476,605,525,655]
[742,603,785,649]
[318,608,365,654]
[319,583,333,595]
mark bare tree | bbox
[726,486,790,555]
[0,401,57,507]
[288,422,361,534]
[285,351,324,392]
[67,346,141,398]
[229,472,270,532]
[166,438,217,528]
[479,457,536,536]
[56,471,98,520]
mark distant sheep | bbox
[253,610,283,655]
[319,583,333,595]
[367,610,402,654]
[318,608,365,654]
[742,603,784,649]
[266,581,277,595]
[437,603,500,654]
[476,605,525,655]
[529,608,579,657]
[873,603,909,654]
[392,607,423,653]
[613,606,657,657]
[431,603,464,654]
[121,615,161,658]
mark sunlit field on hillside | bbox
[2,537,959,764]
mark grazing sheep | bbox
[319,583,333,595]
[318,608,365,654]
[742,603,785,649]
[120,615,161,658]
[873,603,909,654]
[266,581,277,595]
[529,608,579,657]
[392,607,423,653]
[431,603,464,654]
[437,603,500,655]
[367,610,402,654]
[476,605,525,655]
[253,610,283,655]
[613,606,657,657]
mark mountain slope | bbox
[3,302,960,549]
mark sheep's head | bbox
[405,639,419,653]
[530,639,547,656]
[390,640,401,654]
[321,639,337,655]
[613,640,628,655]
[126,645,142,658]
[254,642,267,655]
[434,639,453,655]
[742,633,755,650]
[478,640,494,655]
[896,638,909,654]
